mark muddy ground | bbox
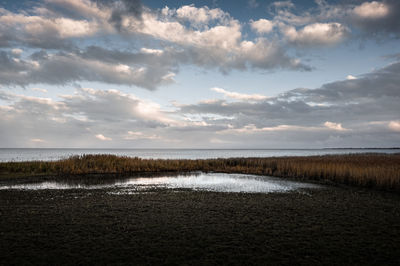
[0,180,399,265]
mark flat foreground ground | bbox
[0,182,399,265]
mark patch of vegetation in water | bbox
[0,153,399,191]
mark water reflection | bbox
[0,173,320,193]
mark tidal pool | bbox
[0,173,320,193]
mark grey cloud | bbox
[349,0,400,38]
[110,0,143,31]
[92,0,143,31]
[0,0,109,50]
[178,59,400,131]
[0,30,75,50]
[165,42,311,73]
[179,99,320,128]
[0,14,76,49]
[281,61,400,102]
[0,88,172,147]
[216,126,399,148]
[1,68,399,148]
[0,50,174,90]
[0,43,309,89]
[61,88,167,127]
[0,90,16,101]
[318,0,400,38]
[78,46,176,67]
[0,51,27,72]
[268,0,400,43]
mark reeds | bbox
[1,153,399,191]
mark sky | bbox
[0,0,399,148]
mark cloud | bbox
[271,1,295,9]
[211,87,269,101]
[37,0,111,20]
[310,0,400,38]
[11,48,23,55]
[174,58,400,147]
[95,134,112,141]
[0,49,175,89]
[124,131,160,140]
[324,121,347,131]
[218,124,324,135]
[250,19,274,34]
[283,22,350,46]
[353,1,389,20]
[140,48,163,55]
[31,138,45,143]
[388,121,400,132]
[0,39,301,90]
[280,61,400,103]
[265,0,400,40]
[0,87,183,147]
[4,55,397,145]
[0,0,399,148]
[175,4,227,26]
[104,0,143,31]
[346,75,357,80]
[119,5,310,72]
[248,0,259,9]
[0,1,311,89]
[0,2,110,49]
[0,55,399,148]
[31,88,48,93]
[61,87,176,125]
[349,0,400,37]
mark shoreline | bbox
[1,153,399,192]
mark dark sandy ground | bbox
[0,178,399,265]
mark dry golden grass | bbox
[1,153,399,191]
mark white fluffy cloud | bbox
[175,5,227,25]
[283,23,349,46]
[122,7,309,72]
[0,1,112,48]
[353,1,389,20]
[250,19,274,34]
[349,1,400,37]
[95,134,112,141]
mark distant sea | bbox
[0,148,398,162]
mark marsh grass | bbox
[0,153,399,191]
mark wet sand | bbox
[0,182,399,265]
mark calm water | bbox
[0,148,398,162]
[0,173,320,194]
